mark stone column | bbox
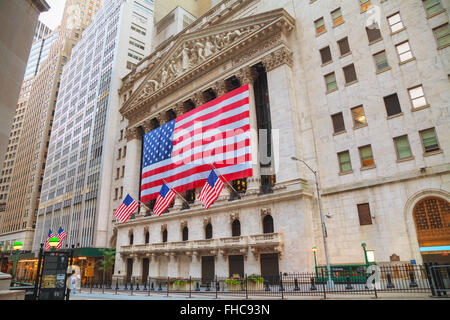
[148,254,158,278]
[168,253,179,277]
[262,47,300,185]
[236,67,260,193]
[189,252,202,279]
[124,127,143,212]
[131,255,142,283]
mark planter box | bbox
[174,283,194,291]
[246,282,263,291]
[226,283,243,291]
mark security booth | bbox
[315,263,377,284]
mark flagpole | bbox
[208,163,239,194]
[162,179,191,206]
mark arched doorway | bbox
[413,197,450,264]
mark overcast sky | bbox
[39,0,67,30]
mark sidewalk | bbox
[68,290,442,300]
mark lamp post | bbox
[291,156,334,288]
[11,241,23,285]
[312,246,318,277]
[361,242,369,266]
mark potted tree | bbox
[173,278,195,291]
[98,248,116,289]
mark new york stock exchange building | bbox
[109,0,450,286]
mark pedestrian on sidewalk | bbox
[70,270,80,294]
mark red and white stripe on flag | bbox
[199,170,224,210]
[153,184,176,216]
[140,84,253,203]
[114,194,139,223]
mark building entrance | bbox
[201,256,215,285]
[260,253,279,285]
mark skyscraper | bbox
[33,0,154,258]
[0,0,103,253]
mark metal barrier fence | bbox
[76,264,437,299]
[425,263,449,297]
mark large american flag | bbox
[199,170,224,210]
[141,84,252,203]
[44,229,55,250]
[56,226,67,249]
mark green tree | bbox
[98,248,116,285]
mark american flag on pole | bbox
[114,194,139,223]
[153,183,176,216]
[199,170,224,209]
[56,226,67,249]
[45,229,55,250]
[141,84,252,203]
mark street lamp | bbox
[48,237,60,250]
[11,241,23,285]
[312,246,318,276]
[361,242,369,266]
[291,156,334,288]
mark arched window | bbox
[263,215,274,234]
[162,229,168,243]
[413,197,450,247]
[145,231,149,244]
[129,233,134,245]
[232,219,241,237]
[182,227,189,241]
[205,223,213,239]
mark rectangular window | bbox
[315,17,326,35]
[357,203,373,225]
[320,46,332,64]
[408,85,428,109]
[383,93,402,116]
[396,41,414,62]
[433,24,450,48]
[387,12,404,33]
[325,73,337,92]
[366,26,382,43]
[338,151,352,173]
[420,128,440,153]
[359,145,375,168]
[360,0,372,12]
[337,37,351,56]
[331,8,343,26]
[331,112,345,133]
[374,51,389,72]
[422,0,443,16]
[394,135,413,160]
[351,105,367,128]
[343,64,357,84]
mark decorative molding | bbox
[261,46,294,72]
[235,66,258,85]
[126,127,141,141]
[119,9,295,122]
[230,212,239,223]
[203,216,212,226]
[261,208,271,217]
[161,224,167,231]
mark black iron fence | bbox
[75,264,442,298]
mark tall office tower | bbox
[0,29,59,215]
[0,0,49,176]
[112,0,449,285]
[0,0,102,253]
[33,21,52,42]
[33,0,154,260]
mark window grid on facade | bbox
[433,24,450,48]
[331,112,345,134]
[357,203,372,225]
[396,41,413,63]
[422,0,444,17]
[325,73,337,92]
[387,12,404,33]
[351,105,367,128]
[315,17,326,35]
[337,37,350,56]
[319,46,332,64]
[338,151,352,173]
[408,85,428,109]
[374,51,389,72]
[343,64,357,84]
[331,8,343,26]
[366,26,382,43]
[359,145,375,168]
[420,128,440,153]
[360,0,371,12]
[383,93,402,117]
[394,135,413,160]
